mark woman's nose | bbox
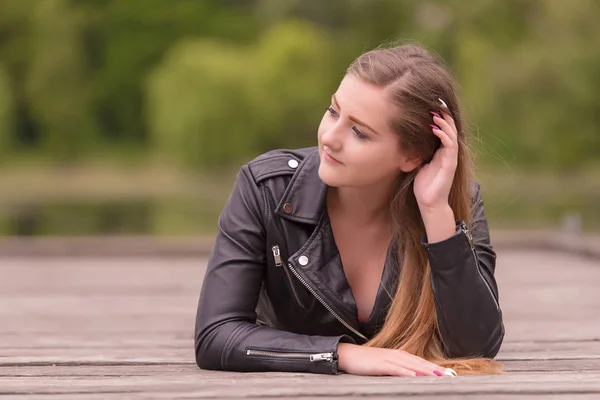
[320,124,343,151]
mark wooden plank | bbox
[1,396,599,400]
[2,371,600,396]
[0,250,599,397]
[1,358,599,377]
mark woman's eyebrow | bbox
[332,94,381,136]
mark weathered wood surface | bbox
[1,249,600,398]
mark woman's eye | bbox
[326,106,338,117]
[352,126,368,140]
[325,106,368,140]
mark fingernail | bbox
[415,372,424,376]
[430,111,441,118]
[429,124,439,130]
[433,370,443,376]
[438,98,448,109]
[444,368,458,377]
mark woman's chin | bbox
[318,165,343,187]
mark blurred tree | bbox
[0,0,596,170]
[254,0,417,71]
[146,20,333,170]
[0,0,40,149]
[146,38,255,169]
[252,19,334,150]
[0,65,13,159]
[84,0,259,149]
[25,0,96,162]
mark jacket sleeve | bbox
[423,182,504,358]
[194,165,353,374]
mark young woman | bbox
[194,43,504,377]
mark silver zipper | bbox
[271,245,283,267]
[272,245,307,308]
[246,349,334,362]
[287,262,368,341]
[460,222,499,309]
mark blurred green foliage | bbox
[0,0,598,235]
[0,65,12,159]
[1,0,598,170]
[146,20,334,169]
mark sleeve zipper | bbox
[246,348,335,362]
[459,221,499,309]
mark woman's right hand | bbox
[337,343,453,377]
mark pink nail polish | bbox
[433,370,443,376]
[430,111,441,118]
[429,124,439,130]
[415,372,424,376]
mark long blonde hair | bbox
[348,44,502,375]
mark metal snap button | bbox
[288,159,299,169]
[282,203,293,214]
[298,255,309,266]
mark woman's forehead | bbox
[334,74,397,135]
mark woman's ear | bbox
[399,154,423,173]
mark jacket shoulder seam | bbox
[247,154,301,183]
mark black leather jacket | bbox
[194,147,504,375]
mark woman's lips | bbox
[323,152,343,165]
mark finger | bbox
[385,362,419,377]
[430,113,456,142]
[440,111,457,139]
[396,350,457,377]
[430,124,454,148]
[394,350,446,377]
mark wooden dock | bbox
[2,245,600,398]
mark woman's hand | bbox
[337,343,455,377]
[413,99,459,213]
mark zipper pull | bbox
[309,352,334,362]
[272,245,282,267]
[460,222,475,250]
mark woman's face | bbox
[317,74,420,188]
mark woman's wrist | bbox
[337,342,355,372]
[420,204,456,244]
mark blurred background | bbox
[0,0,598,238]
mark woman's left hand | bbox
[413,104,459,213]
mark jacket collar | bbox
[274,147,327,225]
